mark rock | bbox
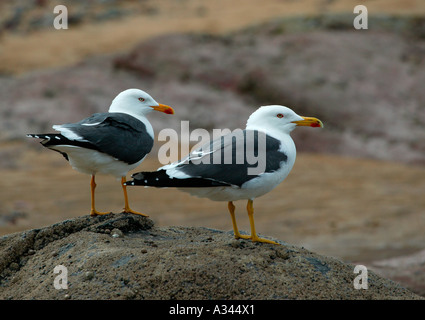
[0,213,421,300]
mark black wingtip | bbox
[127,170,230,188]
[27,134,43,139]
[26,133,58,142]
[27,133,70,161]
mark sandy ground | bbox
[1,140,425,264]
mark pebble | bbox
[84,271,95,281]
[230,240,246,248]
[111,228,124,238]
[9,262,19,271]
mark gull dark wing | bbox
[128,130,288,188]
[173,130,288,186]
[29,113,154,165]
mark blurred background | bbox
[0,0,425,295]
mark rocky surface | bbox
[0,213,421,300]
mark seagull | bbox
[27,89,174,217]
[125,105,323,244]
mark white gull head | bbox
[108,89,174,121]
[246,105,323,138]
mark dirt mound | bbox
[0,213,421,300]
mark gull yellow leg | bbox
[246,199,280,245]
[121,176,148,217]
[90,175,111,216]
[228,201,250,240]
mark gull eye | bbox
[138,97,145,102]
[277,113,284,118]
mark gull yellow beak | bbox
[151,103,174,115]
[292,116,324,128]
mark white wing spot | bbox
[81,122,101,126]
